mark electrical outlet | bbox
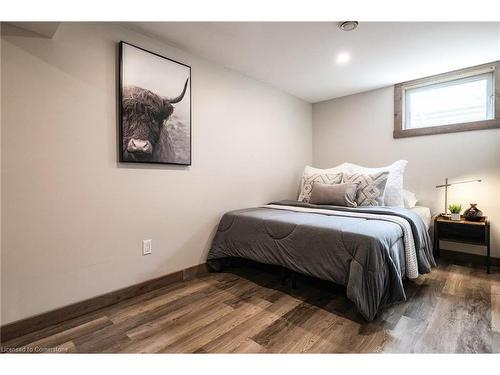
[142,239,152,255]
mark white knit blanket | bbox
[263,204,419,279]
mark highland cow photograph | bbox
[119,41,191,165]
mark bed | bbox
[207,200,435,320]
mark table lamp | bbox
[435,178,482,216]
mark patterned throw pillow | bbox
[298,172,343,203]
[343,160,407,207]
[342,172,389,206]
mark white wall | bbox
[0,23,312,324]
[313,86,500,258]
[0,23,3,326]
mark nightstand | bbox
[434,215,491,273]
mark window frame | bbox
[394,61,500,139]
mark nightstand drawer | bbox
[438,222,485,245]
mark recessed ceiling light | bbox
[336,52,351,64]
[338,21,359,32]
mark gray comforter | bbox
[208,200,435,320]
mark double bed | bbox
[207,200,435,321]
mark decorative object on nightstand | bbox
[463,203,484,221]
[434,215,491,273]
[448,204,462,221]
[435,178,481,217]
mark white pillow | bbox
[403,190,418,209]
[342,160,407,207]
[301,163,350,176]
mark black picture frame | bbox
[118,41,192,165]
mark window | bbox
[405,72,494,129]
[394,61,500,138]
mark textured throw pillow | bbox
[343,160,407,207]
[297,164,349,202]
[309,182,358,207]
[342,172,389,206]
[298,172,343,203]
[403,190,418,209]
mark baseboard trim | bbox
[439,250,500,267]
[0,263,208,343]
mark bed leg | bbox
[291,272,297,290]
[207,259,224,272]
[280,267,287,286]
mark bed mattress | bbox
[410,206,432,230]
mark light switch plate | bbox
[142,239,152,255]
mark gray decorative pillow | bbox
[298,172,343,203]
[309,182,358,207]
[342,172,389,206]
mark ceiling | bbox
[127,22,500,103]
[3,22,60,38]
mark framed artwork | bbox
[119,41,191,165]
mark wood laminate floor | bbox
[2,260,500,353]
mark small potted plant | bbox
[448,204,462,221]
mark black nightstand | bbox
[434,215,491,273]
